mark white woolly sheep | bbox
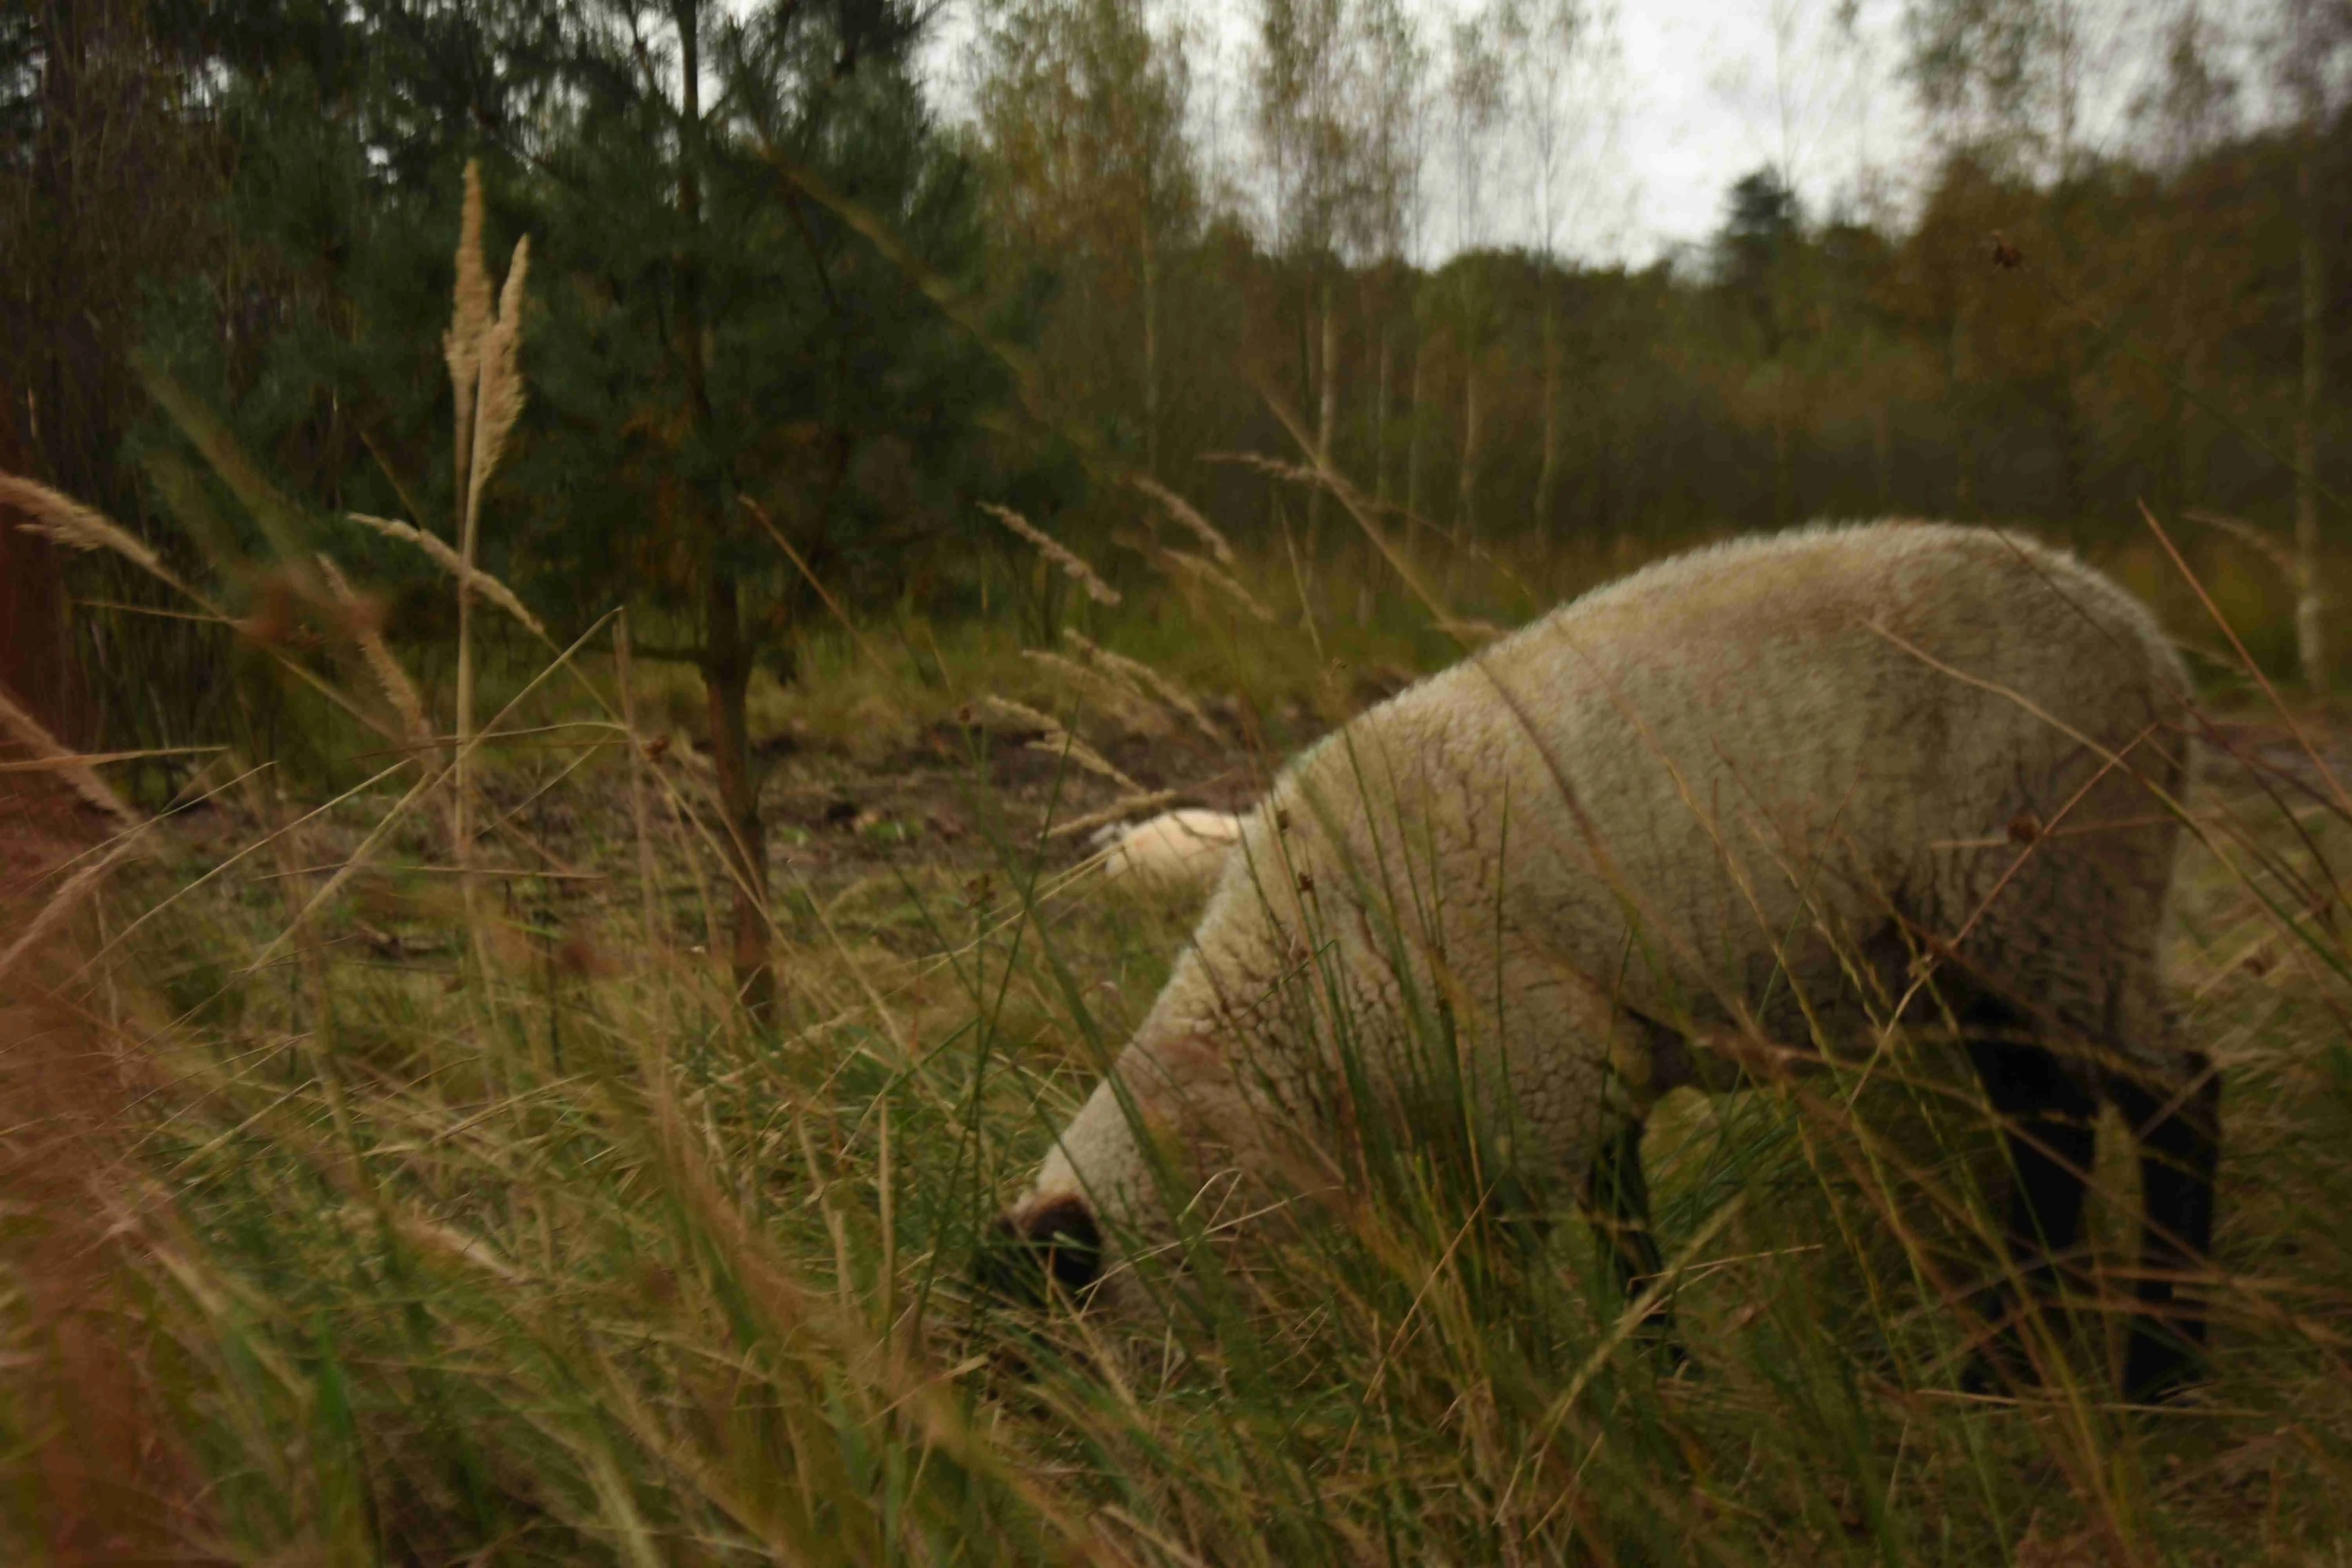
[1092,808,1247,889]
[984,521,2218,1401]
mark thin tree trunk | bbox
[1956,423,1977,520]
[1771,365,1792,530]
[1142,221,1161,479]
[1374,323,1395,504]
[704,573,772,1018]
[1769,381,1788,534]
[1308,275,1339,561]
[2164,366,2186,522]
[1872,398,1893,514]
[2058,362,2087,529]
[678,0,773,1017]
[1455,343,1481,550]
[1535,283,1562,539]
[2298,129,2327,693]
[1949,309,1975,521]
[2179,348,2203,514]
[1406,323,1432,539]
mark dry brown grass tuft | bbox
[1128,474,1237,567]
[1018,648,1167,735]
[0,681,141,830]
[316,552,430,746]
[443,159,494,505]
[347,512,547,638]
[1152,544,1275,622]
[981,502,1121,606]
[466,233,531,519]
[973,693,1142,793]
[0,473,200,604]
[1063,629,1225,745]
[0,808,212,1562]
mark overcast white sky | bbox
[1604,0,1912,253]
[918,0,1921,266]
[916,0,2250,268]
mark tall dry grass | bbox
[8,492,2352,1562]
[6,184,2352,1567]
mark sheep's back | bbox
[1249,522,2191,1064]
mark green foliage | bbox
[129,1,1018,661]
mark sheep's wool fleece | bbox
[1027,522,2194,1236]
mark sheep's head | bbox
[974,1028,1258,1314]
[974,1191,1106,1307]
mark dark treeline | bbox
[5,0,2351,757]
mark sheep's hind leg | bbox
[1962,1034,2097,1391]
[1584,1114,1684,1367]
[2106,1053,2219,1403]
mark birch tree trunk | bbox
[1406,325,1432,541]
[1872,399,1893,514]
[1455,344,1482,552]
[1142,221,1162,479]
[1772,365,1793,530]
[1308,274,1339,563]
[1535,283,1563,539]
[2298,129,2328,692]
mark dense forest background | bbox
[5,0,2350,758]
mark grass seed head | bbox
[982,502,1121,606]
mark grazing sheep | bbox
[1093,808,1248,890]
[986,521,2218,1401]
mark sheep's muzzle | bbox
[974,1194,1103,1306]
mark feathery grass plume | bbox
[444,160,493,512]
[0,681,141,828]
[1127,474,1236,567]
[346,513,547,638]
[441,166,530,962]
[465,234,531,517]
[1019,648,1163,733]
[0,824,152,984]
[10,473,401,745]
[1203,448,1319,490]
[1216,390,1472,649]
[1155,546,1276,623]
[1063,629,1225,745]
[315,553,428,747]
[980,503,1120,606]
[2187,509,2301,580]
[0,474,201,604]
[973,695,1140,792]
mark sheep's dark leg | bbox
[1964,1036,2097,1388]
[2107,1054,2220,1402]
[1585,1114,1681,1362]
